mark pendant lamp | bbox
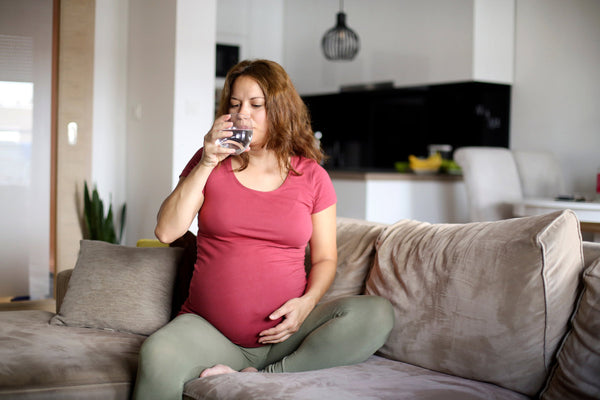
[321,0,360,61]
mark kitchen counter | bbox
[328,171,463,181]
[328,171,468,225]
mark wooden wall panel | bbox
[55,0,95,272]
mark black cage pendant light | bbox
[321,0,360,61]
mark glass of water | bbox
[216,113,253,155]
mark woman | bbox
[133,59,394,400]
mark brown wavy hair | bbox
[217,59,324,173]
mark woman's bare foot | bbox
[200,364,258,378]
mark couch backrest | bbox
[54,218,388,316]
[317,217,387,304]
[583,241,600,268]
[365,210,584,396]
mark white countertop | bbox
[328,171,463,182]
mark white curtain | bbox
[0,0,53,300]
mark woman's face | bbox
[229,76,267,149]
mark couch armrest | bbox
[55,269,73,313]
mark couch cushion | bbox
[317,217,386,303]
[0,310,143,399]
[51,240,183,336]
[540,257,600,399]
[182,355,528,400]
[365,210,584,396]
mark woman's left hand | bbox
[258,296,316,344]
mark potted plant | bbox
[83,181,126,244]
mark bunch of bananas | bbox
[408,152,442,172]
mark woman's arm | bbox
[154,166,211,243]
[302,204,338,306]
[154,115,237,243]
[258,204,337,344]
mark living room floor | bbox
[0,272,56,312]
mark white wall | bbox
[172,0,217,189]
[284,0,477,94]
[124,0,216,244]
[217,0,283,63]
[216,0,284,90]
[472,0,514,83]
[92,0,128,241]
[125,0,177,245]
[511,0,600,196]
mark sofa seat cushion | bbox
[365,210,584,396]
[182,355,529,400]
[0,310,144,399]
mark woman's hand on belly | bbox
[257,295,316,344]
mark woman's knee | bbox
[139,330,179,368]
[335,295,395,341]
[365,295,394,329]
[363,295,394,325]
[138,316,195,368]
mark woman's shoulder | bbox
[292,155,326,173]
[181,147,205,178]
[291,156,331,183]
[291,156,336,208]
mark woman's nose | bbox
[238,103,251,115]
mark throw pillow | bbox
[365,210,584,396]
[51,240,183,336]
[541,257,600,399]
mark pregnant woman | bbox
[133,59,394,400]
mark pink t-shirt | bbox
[179,150,336,347]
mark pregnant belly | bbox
[182,258,307,348]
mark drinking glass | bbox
[216,113,253,155]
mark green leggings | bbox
[133,295,394,400]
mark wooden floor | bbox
[0,298,56,313]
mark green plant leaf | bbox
[104,204,116,243]
[82,181,126,244]
[83,182,92,239]
[118,203,127,244]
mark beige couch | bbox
[1,210,599,399]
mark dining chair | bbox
[454,146,523,222]
[512,150,566,198]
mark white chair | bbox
[512,150,566,198]
[454,147,523,222]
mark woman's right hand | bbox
[200,114,237,167]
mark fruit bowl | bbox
[409,153,442,174]
[411,166,440,175]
